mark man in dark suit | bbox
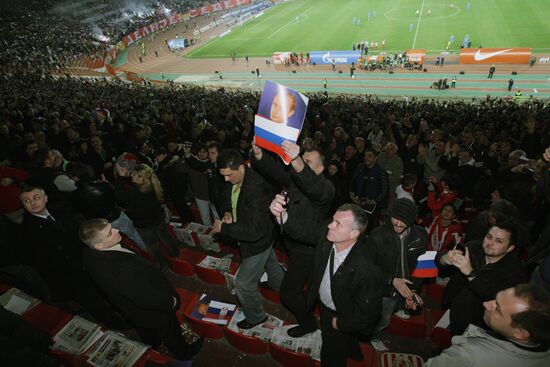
[79,218,202,361]
[251,141,334,337]
[270,198,382,367]
[18,185,125,328]
[211,149,284,329]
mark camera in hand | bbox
[280,189,289,209]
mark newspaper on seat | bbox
[197,255,231,271]
[227,308,283,343]
[271,324,322,361]
[0,287,41,315]
[85,330,148,367]
[171,222,221,252]
[52,315,104,355]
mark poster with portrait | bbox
[254,81,308,164]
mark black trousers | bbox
[136,313,191,360]
[319,303,362,367]
[280,250,317,329]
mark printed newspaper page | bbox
[228,308,283,343]
[185,222,210,234]
[0,287,41,315]
[271,325,322,361]
[198,233,221,252]
[52,315,104,355]
[198,256,231,271]
[85,331,148,367]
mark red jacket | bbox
[427,182,457,218]
[427,215,463,252]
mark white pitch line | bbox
[412,0,426,50]
[268,5,314,39]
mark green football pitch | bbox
[187,0,550,58]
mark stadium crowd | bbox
[1,69,549,365]
[0,0,201,72]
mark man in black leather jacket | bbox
[365,198,429,336]
[270,197,382,367]
[251,141,334,338]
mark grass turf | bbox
[186,0,550,58]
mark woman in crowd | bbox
[115,164,181,265]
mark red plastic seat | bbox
[429,308,452,348]
[167,257,195,276]
[179,248,206,264]
[431,327,452,348]
[167,223,178,239]
[224,327,269,354]
[189,204,202,223]
[422,283,445,304]
[220,243,241,258]
[388,310,427,339]
[269,342,315,367]
[380,352,424,367]
[0,284,11,293]
[133,349,173,367]
[347,342,377,367]
[174,288,198,324]
[177,290,226,339]
[194,261,239,285]
[120,235,157,265]
[22,303,72,335]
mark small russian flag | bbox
[412,251,438,278]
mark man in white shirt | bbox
[270,199,382,367]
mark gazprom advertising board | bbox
[310,50,361,65]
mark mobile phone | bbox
[455,243,466,254]
[412,293,422,308]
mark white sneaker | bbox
[371,338,389,351]
[394,310,411,319]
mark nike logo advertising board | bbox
[459,48,531,64]
[473,49,513,61]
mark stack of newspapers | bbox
[51,317,149,367]
[171,222,221,252]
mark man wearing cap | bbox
[365,198,429,336]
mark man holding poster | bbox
[254,81,308,164]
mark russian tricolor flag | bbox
[254,81,308,164]
[412,251,438,278]
[255,115,301,164]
